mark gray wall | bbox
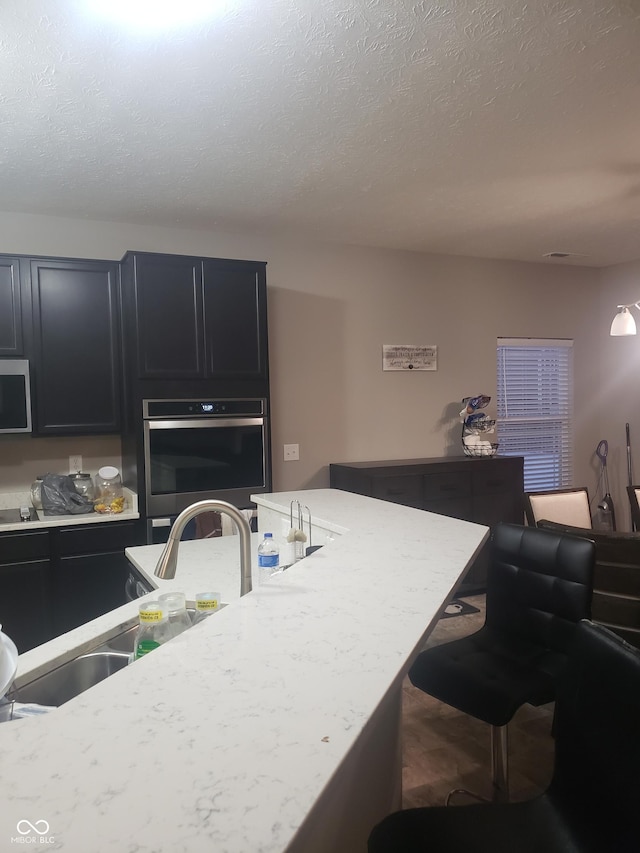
[0,211,605,521]
[597,260,640,530]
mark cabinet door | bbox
[0,256,23,356]
[30,258,121,434]
[0,559,52,653]
[465,458,525,590]
[471,459,524,525]
[133,254,204,378]
[54,522,144,634]
[54,552,131,635]
[202,260,268,379]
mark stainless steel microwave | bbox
[0,360,32,434]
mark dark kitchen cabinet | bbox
[28,257,122,434]
[124,252,268,381]
[53,521,144,635]
[0,520,144,651]
[0,256,23,356]
[0,530,52,653]
[330,456,524,592]
[202,259,268,379]
[129,253,203,379]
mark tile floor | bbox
[401,595,555,808]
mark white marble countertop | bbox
[0,488,139,531]
[13,532,261,688]
[0,489,488,852]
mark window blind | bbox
[496,339,573,491]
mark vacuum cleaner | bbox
[595,439,616,531]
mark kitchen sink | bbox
[104,607,204,653]
[11,604,226,708]
[104,625,138,653]
[13,651,131,706]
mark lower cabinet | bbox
[0,530,52,653]
[0,520,144,653]
[53,521,144,635]
[330,456,525,592]
[54,552,132,636]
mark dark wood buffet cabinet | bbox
[330,455,525,592]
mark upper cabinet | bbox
[202,259,268,379]
[128,253,204,379]
[0,248,270,437]
[29,258,122,434]
[0,257,23,356]
[124,252,268,382]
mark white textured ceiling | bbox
[1,0,639,266]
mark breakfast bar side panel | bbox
[284,687,402,853]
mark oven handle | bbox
[146,417,264,430]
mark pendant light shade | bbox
[610,306,638,336]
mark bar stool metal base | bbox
[445,724,509,806]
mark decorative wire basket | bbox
[463,442,499,457]
[464,417,496,433]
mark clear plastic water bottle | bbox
[133,600,172,659]
[158,591,192,639]
[257,532,279,583]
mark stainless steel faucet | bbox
[153,500,253,596]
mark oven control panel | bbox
[143,398,265,418]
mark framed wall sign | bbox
[382,345,438,371]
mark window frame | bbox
[496,337,574,492]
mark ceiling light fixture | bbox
[610,303,640,336]
[87,0,227,31]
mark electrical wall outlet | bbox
[69,455,83,473]
[283,443,300,461]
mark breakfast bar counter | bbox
[0,489,487,852]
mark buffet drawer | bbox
[423,497,472,521]
[472,460,520,495]
[423,471,470,500]
[371,475,423,507]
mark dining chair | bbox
[537,519,640,649]
[523,487,592,529]
[368,620,640,853]
[626,485,640,531]
[407,522,594,803]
